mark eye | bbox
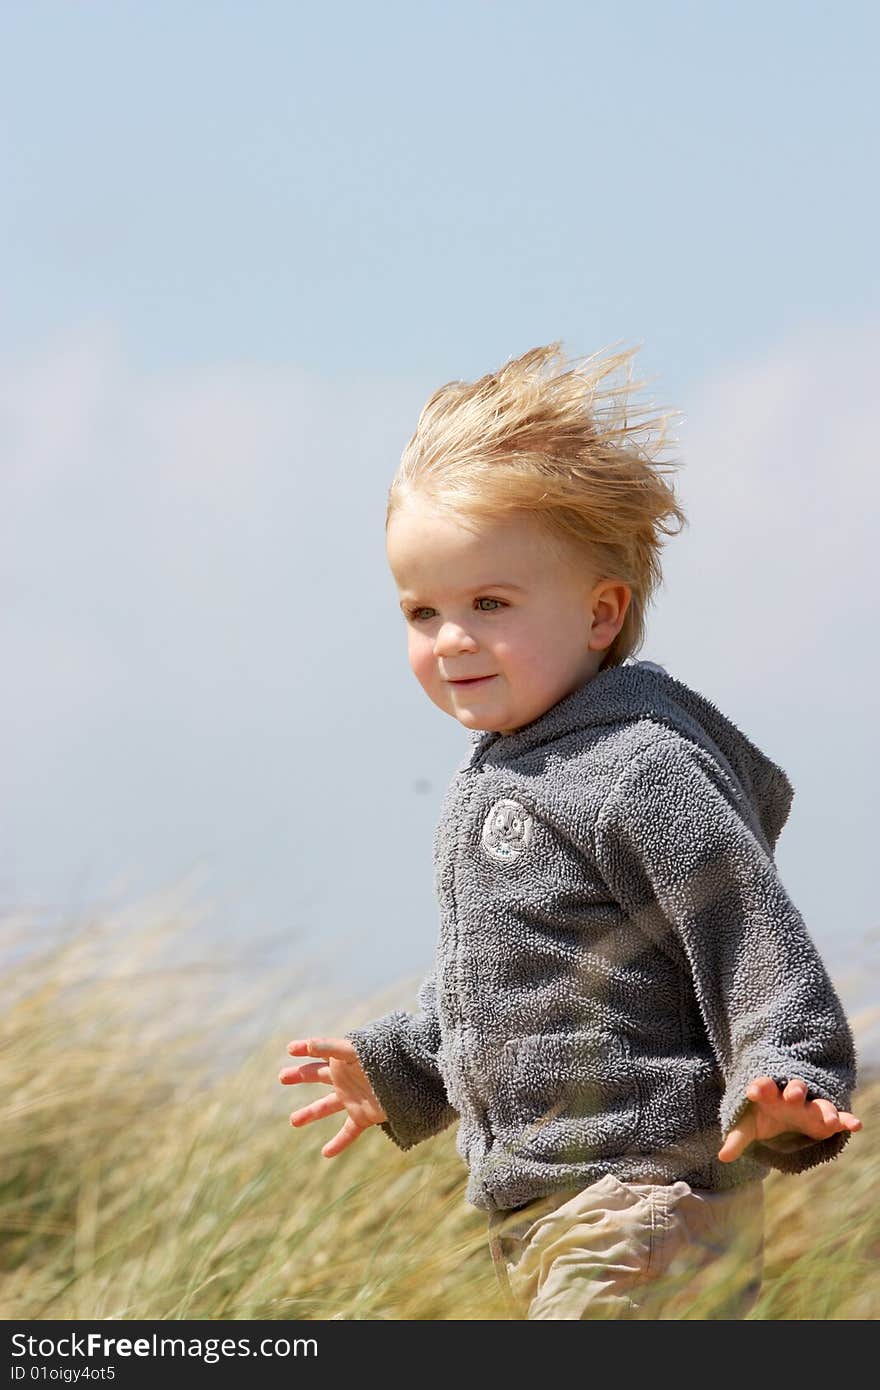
[405,597,507,622]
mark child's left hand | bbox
[718,1075,863,1162]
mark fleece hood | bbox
[465,656,795,855]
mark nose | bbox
[433,620,478,657]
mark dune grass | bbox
[1,899,877,1320]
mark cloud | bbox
[651,319,878,701]
[1,325,426,734]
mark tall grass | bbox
[1,898,877,1319]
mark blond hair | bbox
[386,340,688,670]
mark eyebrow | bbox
[398,581,526,609]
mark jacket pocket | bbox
[498,1030,642,1158]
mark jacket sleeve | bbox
[343,969,459,1151]
[591,736,859,1175]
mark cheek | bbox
[493,627,537,664]
[407,631,437,683]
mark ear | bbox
[587,579,631,652]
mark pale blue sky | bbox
[2,3,878,1052]
[2,1,877,388]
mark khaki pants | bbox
[487,1172,765,1319]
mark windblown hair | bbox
[386,340,688,670]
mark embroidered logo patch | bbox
[481,797,533,864]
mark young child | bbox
[279,342,862,1320]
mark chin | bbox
[452,709,492,730]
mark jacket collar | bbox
[464,657,794,850]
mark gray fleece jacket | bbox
[345,658,858,1214]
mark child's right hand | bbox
[279,1037,389,1158]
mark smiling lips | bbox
[449,675,495,685]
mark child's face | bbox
[386,496,629,734]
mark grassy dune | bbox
[1,903,877,1320]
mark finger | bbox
[718,1122,752,1163]
[838,1111,863,1132]
[290,1093,345,1128]
[782,1078,808,1103]
[321,1114,364,1158]
[746,1076,780,1105]
[278,1062,332,1085]
[809,1098,842,1131]
[288,1037,358,1062]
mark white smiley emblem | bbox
[481,797,533,864]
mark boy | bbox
[279,342,862,1319]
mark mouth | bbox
[448,675,496,686]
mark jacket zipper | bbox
[446,765,496,1150]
